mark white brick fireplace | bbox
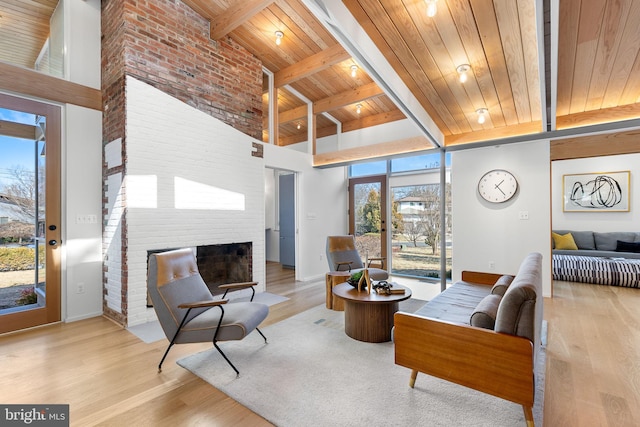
[104,76,266,327]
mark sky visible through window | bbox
[0,108,37,188]
[350,152,451,177]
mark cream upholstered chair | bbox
[147,248,269,375]
[326,235,388,281]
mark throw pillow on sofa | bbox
[616,240,640,253]
[491,275,514,296]
[552,232,578,250]
[470,294,502,330]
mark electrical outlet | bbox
[518,211,529,220]
[489,261,495,270]
[76,283,85,294]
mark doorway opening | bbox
[0,94,61,334]
[265,168,297,283]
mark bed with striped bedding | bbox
[552,254,640,288]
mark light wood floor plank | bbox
[1,268,639,426]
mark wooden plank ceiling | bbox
[3,0,640,160]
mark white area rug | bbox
[127,291,289,343]
[178,304,546,426]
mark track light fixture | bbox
[297,121,301,130]
[275,31,284,46]
[356,104,362,114]
[351,65,358,78]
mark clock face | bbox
[478,169,518,203]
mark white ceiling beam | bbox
[301,0,443,148]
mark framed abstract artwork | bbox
[563,171,630,212]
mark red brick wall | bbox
[100,0,264,325]
[103,0,263,140]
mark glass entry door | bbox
[348,175,387,269]
[0,94,61,334]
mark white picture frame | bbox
[563,171,630,212]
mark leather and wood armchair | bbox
[147,248,269,375]
[326,235,388,281]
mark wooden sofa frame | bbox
[394,271,536,427]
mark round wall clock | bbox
[478,169,518,203]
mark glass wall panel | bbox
[390,177,451,280]
[349,160,387,177]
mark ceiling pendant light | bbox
[356,104,362,114]
[456,64,470,83]
[426,0,438,18]
[296,121,301,130]
[275,31,284,46]
[476,108,488,124]
[351,64,358,78]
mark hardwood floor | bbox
[0,267,638,426]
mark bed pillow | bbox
[470,294,502,330]
[491,275,514,296]
[616,240,640,253]
[552,232,578,250]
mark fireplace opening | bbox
[197,242,253,295]
[147,242,253,297]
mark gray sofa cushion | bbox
[594,232,638,251]
[552,229,595,250]
[495,253,542,347]
[470,294,502,329]
[490,275,514,296]
[414,281,491,325]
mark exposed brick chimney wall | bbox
[101,0,264,326]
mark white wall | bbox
[121,76,267,326]
[315,118,423,154]
[263,144,347,281]
[62,0,103,322]
[451,140,552,297]
[64,0,101,88]
[264,168,279,262]
[552,153,640,232]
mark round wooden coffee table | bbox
[332,282,412,343]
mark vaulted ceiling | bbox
[3,0,640,162]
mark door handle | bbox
[48,240,58,246]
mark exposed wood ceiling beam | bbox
[313,82,384,114]
[208,0,275,40]
[0,120,37,140]
[278,104,308,124]
[273,44,351,87]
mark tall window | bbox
[349,152,451,282]
[391,182,451,280]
